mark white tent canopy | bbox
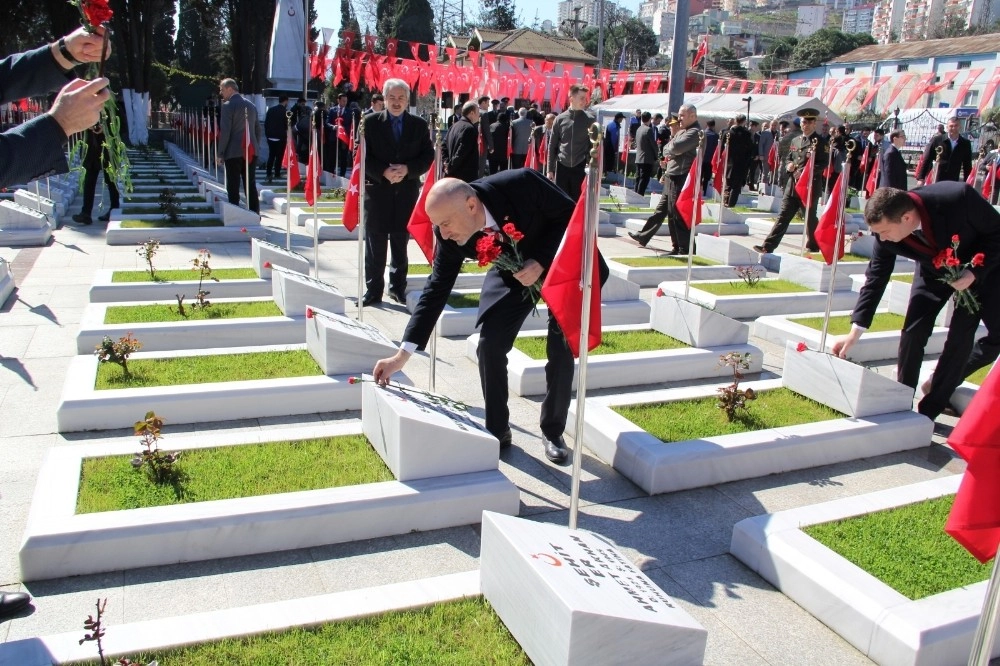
[591,93,844,126]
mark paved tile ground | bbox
[0,173,974,664]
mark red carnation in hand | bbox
[502,222,524,242]
[946,255,961,267]
[82,0,114,27]
[305,307,314,319]
[952,234,960,243]
[796,342,807,352]
[972,253,985,267]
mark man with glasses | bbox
[753,108,829,254]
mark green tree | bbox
[788,28,875,70]
[477,0,518,31]
[711,46,747,79]
[758,37,797,78]
[340,0,363,50]
[580,13,658,70]
[377,0,435,60]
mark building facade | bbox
[842,4,877,32]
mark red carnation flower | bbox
[655,288,664,297]
[972,253,985,267]
[796,342,807,352]
[952,234,960,243]
[348,376,359,384]
[82,0,114,27]
[241,227,247,233]
[306,307,314,319]
[263,261,272,268]
[946,256,961,267]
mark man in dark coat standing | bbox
[360,78,434,307]
[328,92,354,177]
[263,95,289,183]
[373,169,608,464]
[633,111,657,197]
[880,129,908,190]
[444,101,480,183]
[724,114,754,206]
[833,183,1000,420]
[916,117,973,184]
[217,78,263,213]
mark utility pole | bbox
[562,7,588,38]
[596,0,606,70]
[438,0,465,47]
[668,0,691,112]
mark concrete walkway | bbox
[0,184,969,665]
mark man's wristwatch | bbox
[58,37,83,66]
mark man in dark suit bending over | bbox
[373,168,608,464]
[833,183,1000,419]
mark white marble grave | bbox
[658,279,859,318]
[481,512,706,666]
[0,257,14,307]
[606,258,751,287]
[14,189,62,219]
[650,293,749,347]
[251,237,310,278]
[271,266,344,317]
[306,308,399,375]
[756,193,781,213]
[700,203,748,224]
[360,379,499,481]
[696,234,760,265]
[608,185,648,206]
[731,476,1000,666]
[216,200,262,226]
[88,269,271,303]
[781,341,915,417]
[0,200,52,246]
[104,222,252,246]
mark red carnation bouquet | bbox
[932,234,984,314]
[475,219,541,315]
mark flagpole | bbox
[428,118,442,392]
[244,110,252,210]
[311,126,320,279]
[822,128,835,205]
[717,132,729,237]
[685,131,706,301]
[285,110,294,251]
[568,122,603,530]
[932,145,944,184]
[819,140,854,353]
[799,139,819,256]
[969,546,1000,665]
[357,114,368,322]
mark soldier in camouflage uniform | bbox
[754,108,829,254]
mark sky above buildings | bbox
[314,0,642,35]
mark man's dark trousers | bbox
[761,178,820,252]
[224,156,259,213]
[364,230,408,299]
[477,293,573,440]
[266,138,286,180]
[555,162,586,201]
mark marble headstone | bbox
[650,293,749,347]
[251,238,310,278]
[306,308,398,375]
[782,341,915,417]
[0,258,14,307]
[218,200,261,226]
[481,512,707,666]
[272,266,345,317]
[14,190,61,218]
[0,201,49,230]
[697,234,759,266]
[360,379,498,481]
[608,185,648,206]
[600,274,641,302]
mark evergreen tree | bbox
[478,0,518,31]
[377,0,435,59]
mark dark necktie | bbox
[392,116,402,142]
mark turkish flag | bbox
[243,114,255,163]
[865,148,880,197]
[538,131,548,170]
[540,181,601,358]
[946,365,1000,563]
[692,35,708,68]
[281,130,301,190]
[676,156,702,229]
[526,135,538,170]
[925,159,937,185]
[341,149,362,232]
[794,152,814,204]
[815,170,846,264]
[304,130,321,207]
[983,159,997,201]
[712,143,727,193]
[620,131,630,165]
[406,161,437,263]
[767,140,777,170]
[334,117,353,151]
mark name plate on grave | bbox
[306,308,398,375]
[481,512,707,666]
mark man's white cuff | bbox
[851,323,867,334]
[400,341,418,354]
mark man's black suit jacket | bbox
[917,134,973,182]
[403,168,608,349]
[362,110,434,234]
[880,145,908,190]
[444,117,479,182]
[852,182,1000,328]
[264,103,288,140]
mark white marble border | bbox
[0,570,481,666]
[730,476,1000,666]
[606,258,765,287]
[0,256,14,307]
[20,421,518,580]
[658,280,859,318]
[105,221,258,246]
[466,325,763,396]
[568,379,932,495]
[55,345,362,432]
[88,269,272,303]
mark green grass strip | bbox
[76,435,394,513]
[448,293,481,308]
[111,268,258,283]
[613,255,719,268]
[600,205,649,212]
[104,300,282,324]
[409,262,490,275]
[793,312,905,335]
[696,279,813,295]
[120,219,223,228]
[892,273,914,284]
[125,597,528,665]
[514,329,688,360]
[801,252,869,262]
[613,387,843,443]
[805,496,991,599]
[95,350,322,389]
[967,365,991,386]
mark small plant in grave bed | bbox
[131,411,181,484]
[80,597,158,666]
[176,249,219,313]
[158,187,181,224]
[135,238,160,280]
[716,351,756,421]
[94,333,142,377]
[732,264,765,287]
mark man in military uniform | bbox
[753,108,828,254]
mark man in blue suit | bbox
[373,168,608,464]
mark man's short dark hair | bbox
[890,129,905,141]
[641,111,651,122]
[706,119,716,128]
[874,127,885,136]
[864,187,915,227]
[478,95,490,104]
[297,97,307,104]
[570,84,590,95]
[371,93,384,103]
[735,114,746,123]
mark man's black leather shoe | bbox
[361,292,382,307]
[388,289,406,304]
[498,429,512,449]
[543,435,569,464]
[752,245,770,254]
[97,211,112,222]
[0,591,31,618]
[627,232,647,248]
[72,213,92,225]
